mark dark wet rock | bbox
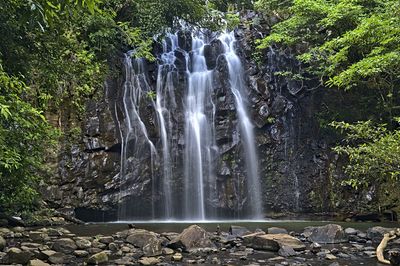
[389,248,400,266]
[366,226,394,243]
[28,259,50,266]
[303,224,347,244]
[0,236,5,251]
[229,225,251,236]
[8,216,25,227]
[204,39,224,69]
[88,251,109,264]
[243,233,305,251]
[5,247,33,264]
[168,225,214,251]
[268,227,288,234]
[52,238,77,254]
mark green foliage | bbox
[0,65,58,213]
[256,0,400,198]
[331,120,400,189]
[225,12,241,31]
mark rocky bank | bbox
[0,223,399,265]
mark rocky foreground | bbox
[0,223,399,265]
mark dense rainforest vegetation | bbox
[0,0,399,216]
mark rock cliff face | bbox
[42,12,356,221]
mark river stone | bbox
[5,247,33,264]
[0,236,5,251]
[138,256,160,265]
[344,228,359,235]
[366,226,395,243]
[29,231,49,242]
[108,242,119,252]
[303,224,347,244]
[74,250,89,257]
[48,252,67,264]
[162,247,174,255]
[99,236,114,244]
[88,251,109,264]
[242,233,306,251]
[76,237,92,249]
[126,229,159,248]
[52,238,77,254]
[268,227,288,234]
[28,259,50,266]
[40,249,56,259]
[229,225,251,236]
[168,225,214,250]
[172,252,183,261]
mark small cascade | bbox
[219,32,263,219]
[118,53,158,220]
[117,29,264,221]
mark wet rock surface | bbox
[0,223,398,265]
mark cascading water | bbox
[117,29,263,221]
[219,32,263,219]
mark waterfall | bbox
[117,30,263,221]
[219,32,263,219]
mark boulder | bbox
[242,233,305,251]
[278,246,296,257]
[5,247,33,264]
[126,229,162,256]
[28,259,50,266]
[229,225,251,236]
[87,251,109,265]
[366,226,395,243]
[126,229,158,248]
[52,238,77,254]
[268,227,288,234]
[75,237,92,249]
[168,225,214,250]
[303,224,347,244]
